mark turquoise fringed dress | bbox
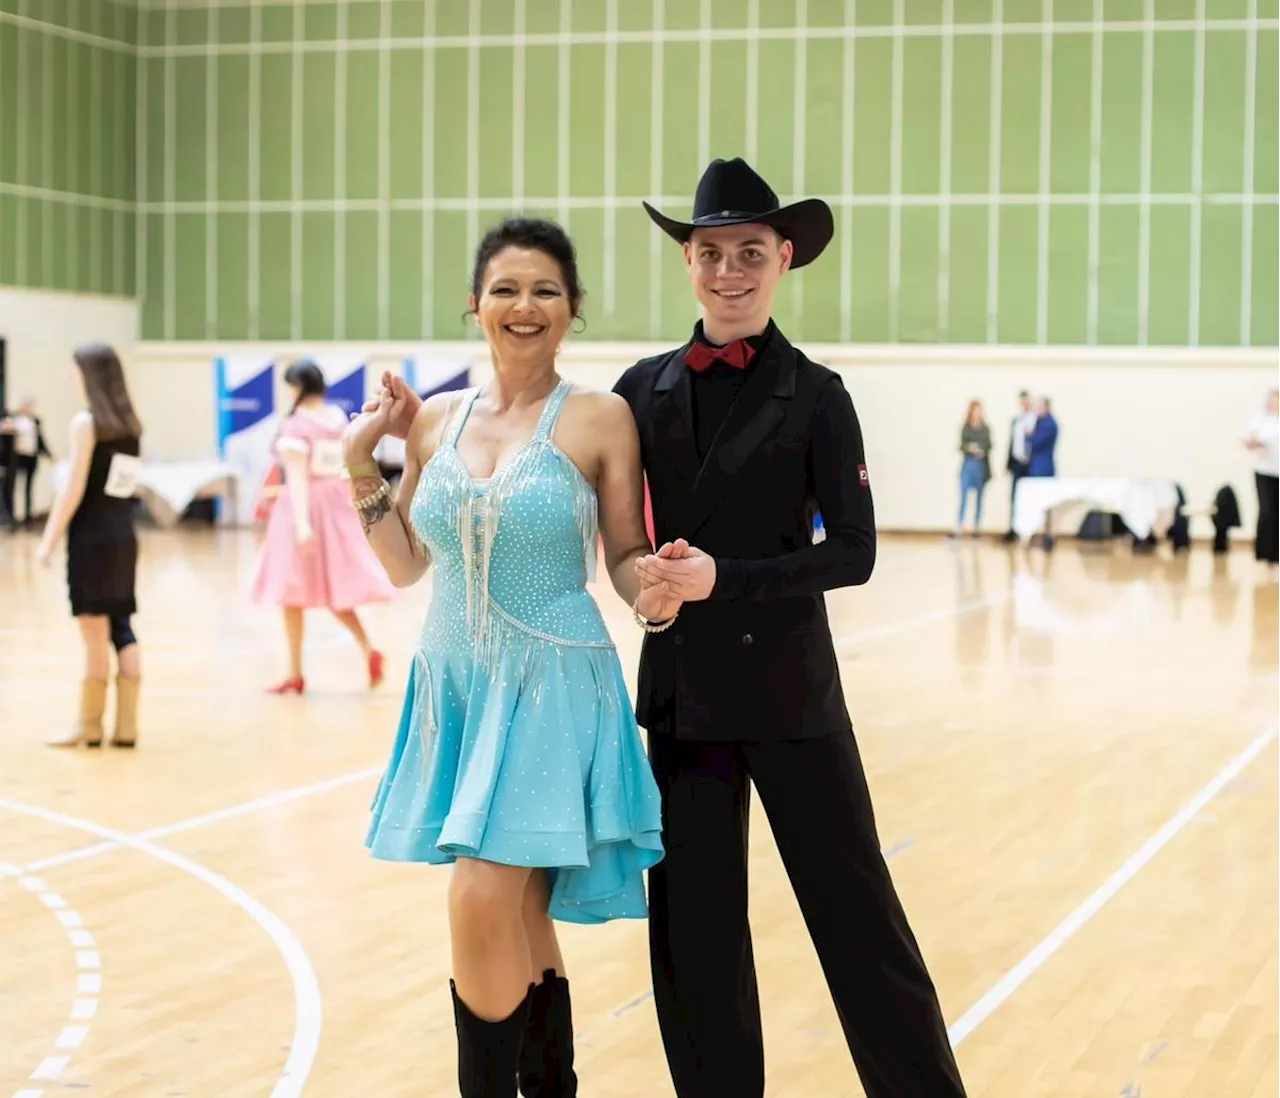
[365,380,664,924]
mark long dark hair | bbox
[73,342,142,441]
[283,360,326,416]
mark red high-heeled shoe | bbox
[368,650,384,689]
[268,676,305,695]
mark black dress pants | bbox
[1005,459,1028,539]
[646,728,967,1098]
[12,454,37,523]
[1256,472,1279,563]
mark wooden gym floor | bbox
[0,527,1276,1098]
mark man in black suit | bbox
[1,397,53,528]
[1002,389,1036,542]
[619,159,966,1098]
[0,407,16,531]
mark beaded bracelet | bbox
[632,593,678,633]
[350,481,393,532]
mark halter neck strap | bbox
[443,378,570,449]
[532,379,571,442]
[443,388,482,448]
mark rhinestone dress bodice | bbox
[409,380,611,665]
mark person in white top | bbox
[0,397,53,527]
[1002,390,1037,542]
[1244,388,1278,566]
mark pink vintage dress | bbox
[250,406,397,610]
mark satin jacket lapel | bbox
[685,338,798,537]
[649,348,701,531]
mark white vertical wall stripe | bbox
[938,0,955,339]
[1137,0,1154,344]
[839,0,855,344]
[333,0,348,338]
[208,2,221,337]
[377,0,391,339]
[1240,0,1257,345]
[888,0,905,343]
[986,0,1005,343]
[1188,0,1206,345]
[648,0,664,339]
[1086,0,1103,344]
[421,0,435,337]
[290,0,303,338]
[1034,0,1054,345]
[604,0,618,317]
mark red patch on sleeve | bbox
[857,463,869,487]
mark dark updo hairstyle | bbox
[469,217,585,327]
[283,359,327,416]
[73,342,142,442]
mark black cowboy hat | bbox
[642,157,834,270]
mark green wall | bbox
[3,1,1277,347]
[0,0,139,297]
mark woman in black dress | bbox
[37,343,144,748]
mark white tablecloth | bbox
[55,459,241,527]
[1012,476,1180,540]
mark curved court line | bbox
[0,799,321,1098]
[1,863,102,1098]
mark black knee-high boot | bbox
[518,969,578,1097]
[452,981,534,1098]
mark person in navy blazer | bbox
[1026,397,1059,478]
[1023,397,1059,548]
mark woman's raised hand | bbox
[355,371,421,441]
[343,383,396,463]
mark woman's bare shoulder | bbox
[563,384,634,429]
[411,388,472,457]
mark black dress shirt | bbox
[687,321,772,460]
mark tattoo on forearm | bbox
[358,492,393,533]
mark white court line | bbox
[835,594,1010,651]
[948,720,1279,1047]
[1,863,100,1096]
[0,799,322,1098]
[24,766,384,875]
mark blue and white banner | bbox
[312,354,367,418]
[214,356,276,524]
[404,355,471,399]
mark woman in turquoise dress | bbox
[342,218,675,1097]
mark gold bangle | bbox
[350,480,391,510]
[632,593,678,633]
[344,460,382,481]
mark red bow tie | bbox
[684,339,757,373]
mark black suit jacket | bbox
[613,324,876,742]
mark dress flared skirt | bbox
[365,642,664,925]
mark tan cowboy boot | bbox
[111,675,141,748]
[46,678,107,748]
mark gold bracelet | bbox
[343,459,382,481]
[350,480,391,510]
[632,593,678,633]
